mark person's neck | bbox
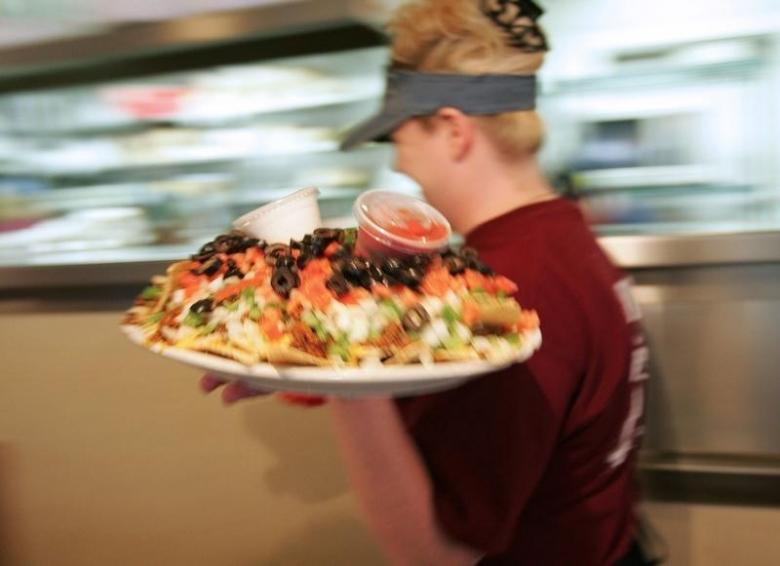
[450,156,558,236]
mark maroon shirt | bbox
[396,199,646,565]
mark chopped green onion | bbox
[471,289,489,303]
[144,311,164,325]
[249,306,262,321]
[141,286,160,300]
[505,332,521,346]
[200,321,219,335]
[314,325,329,342]
[379,299,402,322]
[302,310,329,341]
[328,334,351,361]
[241,287,255,305]
[442,335,466,350]
[342,228,358,247]
[183,312,206,328]
[302,311,319,328]
[442,305,460,328]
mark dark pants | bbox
[615,540,660,566]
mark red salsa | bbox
[383,208,449,242]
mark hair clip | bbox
[480,0,549,52]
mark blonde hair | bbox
[389,0,546,157]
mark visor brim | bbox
[340,110,410,151]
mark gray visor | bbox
[341,69,537,150]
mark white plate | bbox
[121,325,541,397]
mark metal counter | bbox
[3,230,780,290]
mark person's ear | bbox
[435,107,475,161]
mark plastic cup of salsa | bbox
[353,189,451,258]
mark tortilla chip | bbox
[384,341,428,365]
[152,261,192,314]
[191,337,260,365]
[122,306,150,325]
[266,344,331,367]
[433,348,481,362]
[476,298,522,327]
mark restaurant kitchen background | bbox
[1,1,779,565]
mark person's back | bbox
[397,198,644,565]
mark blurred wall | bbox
[0,307,778,565]
[0,309,385,565]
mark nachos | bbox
[123,228,541,367]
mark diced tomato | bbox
[261,307,284,341]
[324,241,341,257]
[214,279,254,302]
[394,286,419,308]
[494,275,518,295]
[303,258,332,279]
[464,269,496,292]
[518,309,540,331]
[339,288,370,305]
[183,285,201,299]
[286,290,306,316]
[299,278,332,311]
[421,267,451,297]
[371,283,393,299]
[245,247,262,264]
[258,285,278,303]
[461,300,480,326]
[463,269,482,290]
[230,252,251,274]
[178,271,204,289]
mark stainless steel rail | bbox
[3,230,780,290]
[0,0,386,92]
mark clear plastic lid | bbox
[353,189,451,252]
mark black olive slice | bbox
[471,322,506,336]
[381,257,404,276]
[343,269,372,289]
[397,266,424,288]
[224,259,244,279]
[275,255,296,269]
[190,298,214,314]
[326,273,350,296]
[314,228,341,243]
[309,236,327,257]
[198,257,222,276]
[459,246,479,261]
[271,267,300,298]
[297,251,313,270]
[330,246,352,261]
[407,254,433,270]
[440,247,457,258]
[443,255,466,275]
[468,259,494,276]
[368,265,384,281]
[265,243,290,265]
[402,305,430,332]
